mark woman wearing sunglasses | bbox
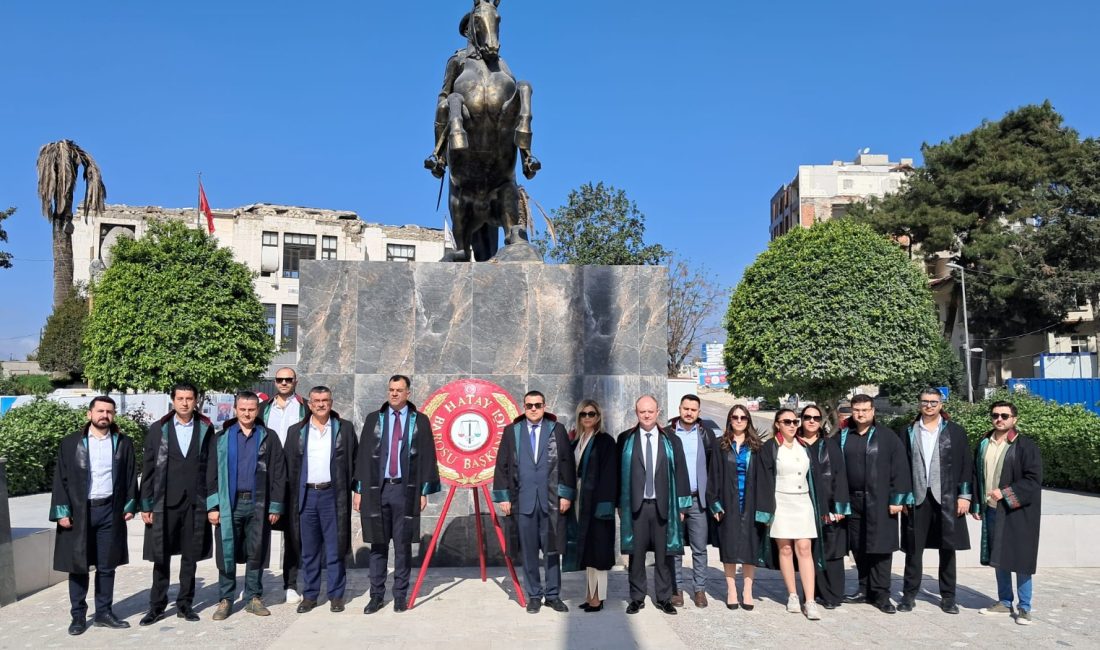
[756,409,824,620]
[705,404,764,610]
[796,404,850,611]
[563,400,618,612]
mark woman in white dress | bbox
[757,409,821,620]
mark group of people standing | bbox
[494,390,1043,626]
[48,376,1042,636]
[50,370,439,636]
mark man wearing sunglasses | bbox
[974,401,1042,625]
[665,394,716,608]
[492,390,576,613]
[898,388,973,614]
[260,368,308,604]
[840,394,912,614]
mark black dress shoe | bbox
[941,599,959,614]
[897,599,915,612]
[843,591,867,604]
[394,597,408,612]
[330,598,345,613]
[656,600,677,615]
[580,602,604,612]
[525,598,543,613]
[94,612,131,629]
[363,597,384,615]
[625,600,645,615]
[177,605,200,622]
[726,603,739,610]
[876,600,897,614]
[821,601,838,610]
[139,608,166,626]
[68,617,87,636]
[545,598,569,613]
[297,598,317,614]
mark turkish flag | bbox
[199,181,215,233]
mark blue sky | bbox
[2,1,1098,360]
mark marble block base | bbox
[298,259,669,566]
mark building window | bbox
[842,179,854,190]
[281,305,298,351]
[264,303,277,338]
[261,231,278,277]
[282,233,316,278]
[386,243,415,262]
[321,235,338,260]
[1070,335,1091,354]
[831,203,850,219]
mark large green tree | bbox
[533,181,669,264]
[0,206,14,268]
[725,220,943,414]
[82,220,273,392]
[37,291,88,380]
[851,103,1100,379]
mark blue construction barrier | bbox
[1006,378,1100,415]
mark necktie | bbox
[389,410,403,478]
[530,424,539,462]
[644,432,655,497]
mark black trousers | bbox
[902,493,957,601]
[69,501,115,619]
[369,482,412,599]
[516,501,561,601]
[848,495,893,605]
[816,557,845,606]
[150,501,199,609]
[628,500,675,603]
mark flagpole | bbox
[197,172,203,231]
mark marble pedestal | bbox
[297,255,669,566]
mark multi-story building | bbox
[72,203,447,374]
[769,152,914,240]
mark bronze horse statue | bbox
[425,0,541,261]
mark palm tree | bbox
[36,140,106,308]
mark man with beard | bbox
[51,397,138,634]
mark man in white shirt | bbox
[260,368,307,602]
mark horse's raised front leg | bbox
[447,93,469,151]
[515,81,541,179]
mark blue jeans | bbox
[985,506,1033,611]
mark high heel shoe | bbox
[580,601,604,612]
[741,598,755,611]
[726,602,739,610]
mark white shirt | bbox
[88,434,114,499]
[641,427,659,499]
[174,416,195,457]
[527,418,542,462]
[306,418,333,484]
[918,417,940,478]
[268,395,301,445]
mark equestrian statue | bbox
[424,0,541,262]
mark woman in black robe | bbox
[796,404,850,609]
[706,404,765,610]
[563,399,618,612]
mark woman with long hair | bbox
[756,409,823,620]
[796,404,850,610]
[706,404,764,610]
[563,399,617,612]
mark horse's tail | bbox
[519,186,556,244]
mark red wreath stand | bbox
[408,483,526,608]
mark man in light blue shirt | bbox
[666,394,716,608]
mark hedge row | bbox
[886,390,1100,492]
[0,398,148,497]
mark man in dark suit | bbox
[139,383,214,625]
[355,374,441,614]
[619,395,692,615]
[283,386,357,614]
[492,390,576,613]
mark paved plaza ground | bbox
[1,550,1098,649]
